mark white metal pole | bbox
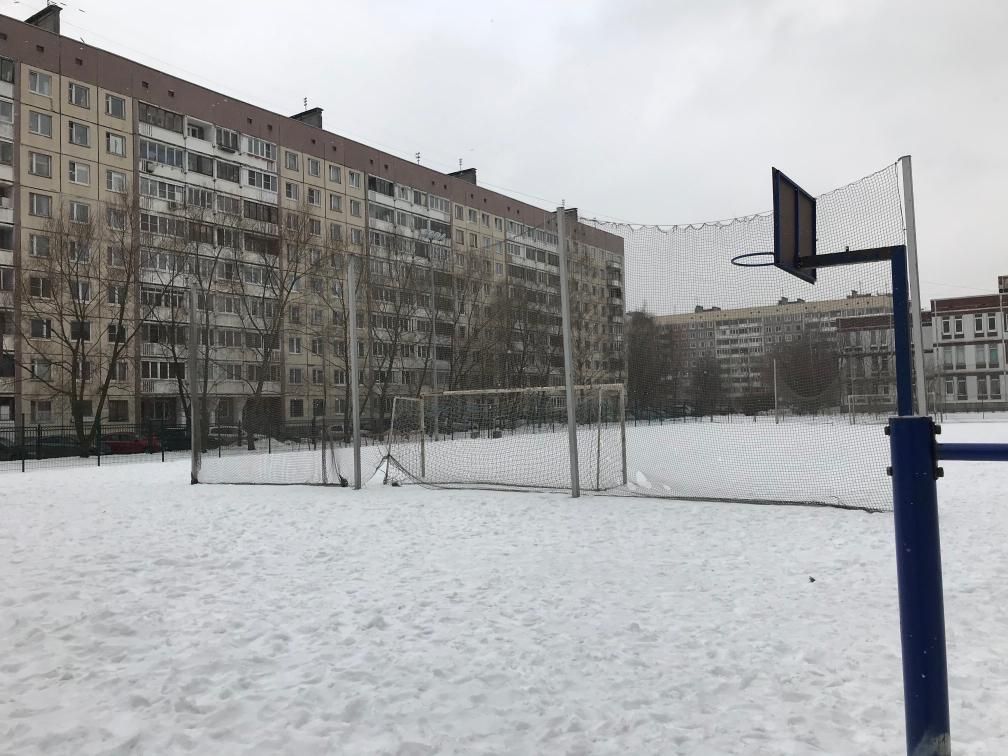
[773,357,779,424]
[556,208,580,498]
[618,386,627,485]
[346,255,362,489]
[419,396,426,479]
[189,281,200,483]
[596,386,602,491]
[900,155,929,416]
[430,261,439,440]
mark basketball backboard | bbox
[772,168,817,284]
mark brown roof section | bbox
[931,293,1007,313]
[0,12,622,253]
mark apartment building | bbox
[930,275,1007,411]
[835,311,935,411]
[0,7,625,429]
[652,292,893,411]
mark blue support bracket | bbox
[937,443,1008,462]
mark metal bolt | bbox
[934,424,942,435]
[936,467,944,479]
[886,466,893,476]
[884,426,891,436]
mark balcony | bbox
[141,379,179,395]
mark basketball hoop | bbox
[730,252,775,267]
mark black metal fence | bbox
[0,417,388,474]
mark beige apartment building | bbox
[0,7,625,430]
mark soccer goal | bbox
[192,417,352,486]
[383,384,627,493]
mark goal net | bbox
[383,385,627,493]
[193,415,351,486]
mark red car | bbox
[104,431,162,454]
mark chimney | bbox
[448,167,477,185]
[25,4,61,34]
[289,107,323,129]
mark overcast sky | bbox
[5,0,1005,302]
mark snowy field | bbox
[2,422,1007,754]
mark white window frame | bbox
[68,160,91,185]
[68,81,90,108]
[29,70,52,96]
[28,110,52,137]
[106,169,127,193]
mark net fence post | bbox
[900,156,929,416]
[347,254,362,490]
[556,207,580,498]
[384,397,397,484]
[596,386,602,491]
[619,386,627,486]
[419,396,426,479]
[189,281,200,484]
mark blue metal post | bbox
[890,246,950,756]
[937,442,1008,462]
[888,415,950,756]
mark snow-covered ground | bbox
[2,421,1007,754]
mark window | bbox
[243,199,278,225]
[992,376,1004,400]
[954,344,966,369]
[289,305,302,325]
[988,313,998,335]
[351,227,363,245]
[70,320,92,341]
[288,369,303,386]
[307,157,320,177]
[311,368,324,385]
[469,232,478,248]
[107,247,125,267]
[30,318,51,338]
[106,169,127,193]
[187,122,207,140]
[494,217,503,232]
[349,199,361,217]
[953,316,964,338]
[68,121,90,146]
[215,127,239,152]
[288,336,302,354]
[108,399,129,421]
[990,343,1000,368]
[0,140,9,166]
[29,192,52,217]
[69,201,91,224]
[68,160,91,185]
[329,223,343,242]
[139,139,183,167]
[106,131,127,157]
[285,182,299,201]
[468,208,478,223]
[69,240,90,263]
[71,279,92,302]
[0,267,13,291]
[29,70,52,96]
[138,102,184,133]
[28,151,52,178]
[216,193,240,215]
[31,359,51,381]
[29,234,50,258]
[247,169,278,192]
[0,57,12,84]
[187,185,213,209]
[285,151,299,171]
[107,285,126,304]
[107,208,126,229]
[30,276,52,298]
[29,110,52,137]
[245,136,276,162]
[307,187,321,206]
[105,94,126,119]
[329,165,342,183]
[68,82,90,108]
[329,193,342,212]
[187,152,214,176]
[216,160,240,183]
[348,170,361,189]
[289,398,304,417]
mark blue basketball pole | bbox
[888,245,951,756]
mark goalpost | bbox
[384,384,627,493]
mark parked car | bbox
[104,431,161,455]
[207,425,240,445]
[157,425,191,452]
[0,438,29,461]
[33,435,112,459]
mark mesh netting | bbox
[583,163,906,510]
[384,386,626,492]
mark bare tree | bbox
[14,194,145,451]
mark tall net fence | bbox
[384,386,626,492]
[583,162,907,510]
